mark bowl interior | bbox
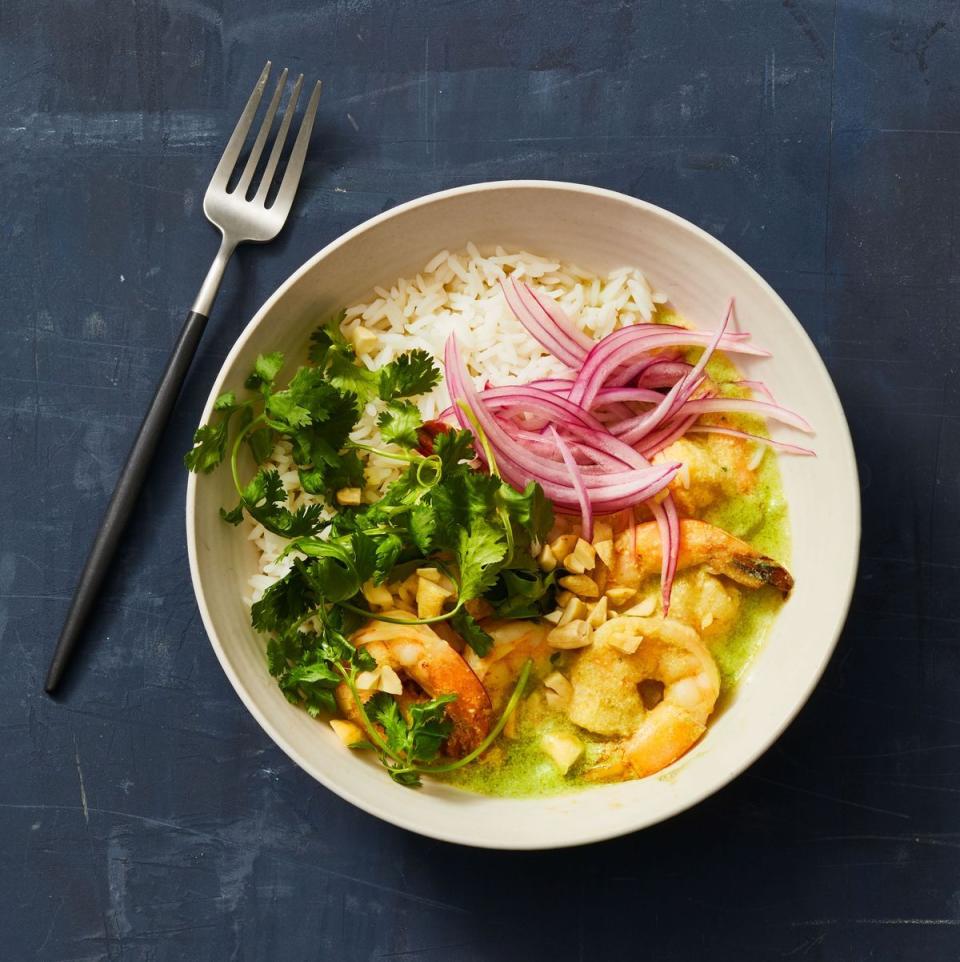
[187,182,859,849]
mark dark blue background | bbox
[3,1,959,959]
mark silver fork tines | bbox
[194,62,322,315]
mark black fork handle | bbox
[44,309,209,693]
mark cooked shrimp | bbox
[655,429,755,515]
[338,613,492,756]
[656,569,741,639]
[610,518,793,596]
[464,619,553,710]
[566,616,720,780]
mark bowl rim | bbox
[185,179,860,849]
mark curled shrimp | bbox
[611,518,793,595]
[465,619,553,711]
[338,613,492,756]
[566,616,720,780]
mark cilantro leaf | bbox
[285,660,341,686]
[326,351,379,405]
[408,503,437,554]
[229,468,326,537]
[490,566,557,619]
[496,480,554,549]
[184,392,239,474]
[377,401,423,448]
[245,352,285,391]
[247,426,275,464]
[252,563,317,633]
[456,518,508,602]
[264,390,312,431]
[308,313,351,367]
[378,349,442,401]
[366,690,456,784]
[373,533,403,581]
[369,694,409,757]
[408,695,456,762]
[431,468,500,546]
[352,530,379,585]
[184,423,229,474]
[266,368,350,434]
[219,503,244,525]
[288,391,360,469]
[434,428,475,469]
[450,608,493,657]
[298,448,364,498]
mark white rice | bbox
[246,245,667,604]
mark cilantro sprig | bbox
[186,313,554,787]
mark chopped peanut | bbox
[604,585,636,607]
[594,539,614,568]
[592,521,613,545]
[417,578,452,619]
[596,619,644,654]
[537,543,558,573]
[588,596,609,627]
[416,567,442,583]
[356,669,380,692]
[557,595,589,626]
[547,619,593,649]
[543,608,564,625]
[565,538,596,574]
[549,534,578,564]
[330,719,365,747]
[352,326,380,356]
[626,595,657,617]
[541,732,584,773]
[336,487,362,505]
[361,580,393,609]
[543,671,573,710]
[554,590,575,608]
[377,664,403,695]
[558,574,600,598]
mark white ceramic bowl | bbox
[186,181,859,849]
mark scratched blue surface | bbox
[2,1,959,959]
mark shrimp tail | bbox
[726,552,794,594]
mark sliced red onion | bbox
[734,379,777,403]
[518,282,593,353]
[527,379,664,406]
[686,425,815,456]
[444,336,680,500]
[607,351,684,388]
[612,375,706,444]
[474,385,604,430]
[570,320,768,409]
[649,495,679,614]
[636,360,694,389]
[549,426,593,541]
[584,386,665,406]
[499,278,584,368]
[639,413,700,457]
[679,397,813,433]
[663,299,734,420]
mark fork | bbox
[44,63,322,693]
